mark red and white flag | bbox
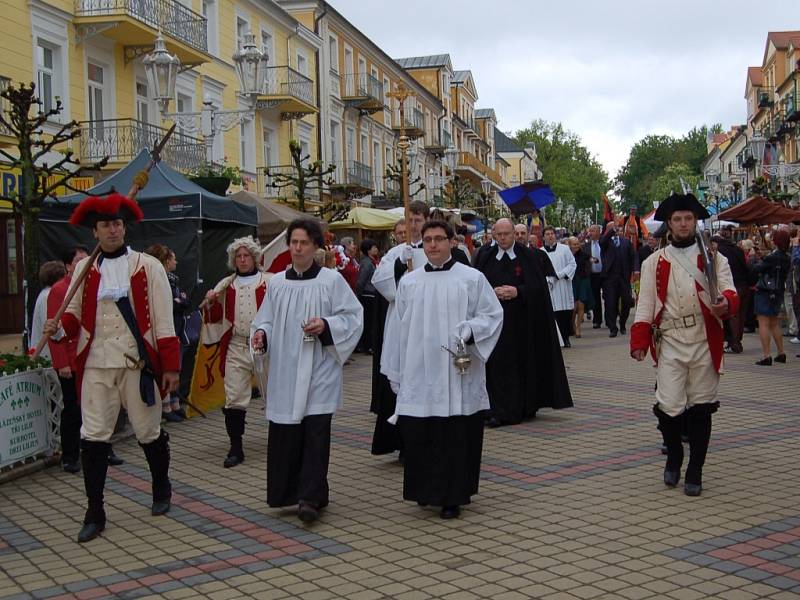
[260,230,292,273]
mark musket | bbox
[32,124,177,359]
[679,177,721,302]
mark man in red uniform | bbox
[44,193,180,543]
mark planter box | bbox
[0,368,60,470]
[190,176,231,196]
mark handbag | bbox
[756,266,780,292]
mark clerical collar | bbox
[424,255,455,272]
[287,262,322,280]
[544,244,557,253]
[101,245,127,259]
[671,237,695,249]
[409,239,423,248]
[496,246,516,260]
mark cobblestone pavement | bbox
[1,327,799,600]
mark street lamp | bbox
[143,33,179,112]
[480,178,493,231]
[233,32,268,97]
[749,133,767,174]
[444,146,458,173]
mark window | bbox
[346,126,355,162]
[360,133,368,164]
[36,42,56,113]
[383,77,391,126]
[136,80,150,123]
[296,52,308,77]
[329,36,338,73]
[373,140,381,192]
[262,126,274,167]
[236,15,249,51]
[330,120,340,164]
[344,47,354,94]
[261,30,273,65]
[202,0,219,56]
[87,62,105,139]
[240,117,256,173]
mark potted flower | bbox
[190,157,243,195]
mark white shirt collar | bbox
[496,246,516,260]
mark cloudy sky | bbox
[328,0,797,179]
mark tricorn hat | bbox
[653,192,710,222]
[69,192,144,228]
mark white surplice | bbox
[391,262,503,418]
[371,242,426,382]
[543,243,576,312]
[251,267,363,424]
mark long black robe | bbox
[475,242,573,418]
[369,292,402,455]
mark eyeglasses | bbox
[422,235,449,244]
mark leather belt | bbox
[659,314,701,331]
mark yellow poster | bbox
[0,165,94,213]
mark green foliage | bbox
[649,163,699,202]
[191,157,242,185]
[384,164,425,204]
[615,124,722,210]
[443,174,478,209]
[512,119,610,212]
[0,353,50,377]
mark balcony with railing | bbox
[456,151,503,188]
[330,160,373,196]
[74,0,209,64]
[256,165,320,200]
[425,128,453,155]
[79,118,205,172]
[784,91,799,122]
[757,88,774,109]
[341,73,384,113]
[256,66,316,116]
[392,107,424,139]
[0,76,12,145]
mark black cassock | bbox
[369,293,402,455]
[475,242,572,422]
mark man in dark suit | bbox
[600,221,639,337]
[583,225,604,328]
[713,225,750,353]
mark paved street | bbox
[0,327,799,600]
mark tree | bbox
[265,139,335,213]
[513,120,609,213]
[0,82,108,346]
[443,174,478,209]
[649,163,698,203]
[383,163,426,206]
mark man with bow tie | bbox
[600,220,640,337]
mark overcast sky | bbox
[328,0,797,179]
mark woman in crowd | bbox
[144,244,189,420]
[568,236,593,339]
[751,230,791,365]
[355,238,380,353]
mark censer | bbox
[441,337,471,375]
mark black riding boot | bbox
[140,430,172,515]
[684,402,718,496]
[77,440,109,543]
[223,408,246,468]
[654,404,684,487]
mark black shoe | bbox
[592,324,601,329]
[174,408,187,419]
[107,450,124,466]
[440,505,461,519]
[755,356,772,366]
[775,353,786,363]
[660,444,668,455]
[77,521,104,543]
[684,483,702,496]
[609,330,618,338]
[664,469,680,487]
[298,501,319,523]
[63,461,81,474]
[151,499,171,516]
[563,340,571,348]
[485,417,502,429]
[163,412,184,423]
[223,454,244,468]
[619,325,626,334]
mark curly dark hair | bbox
[287,219,325,248]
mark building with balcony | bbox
[495,128,541,187]
[277,1,444,208]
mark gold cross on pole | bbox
[387,83,416,267]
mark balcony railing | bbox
[334,160,372,190]
[79,118,205,172]
[262,66,314,106]
[784,91,799,122]
[457,151,503,187]
[757,88,774,109]
[257,164,319,199]
[441,129,452,149]
[0,76,10,138]
[394,107,424,134]
[341,73,383,102]
[75,0,208,53]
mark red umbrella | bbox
[716,195,800,225]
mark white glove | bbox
[399,244,414,263]
[390,380,400,394]
[455,322,472,343]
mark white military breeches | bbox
[655,334,719,417]
[224,337,255,410]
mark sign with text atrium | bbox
[0,370,51,468]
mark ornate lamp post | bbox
[144,31,267,163]
[480,178,492,232]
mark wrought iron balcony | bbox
[0,76,11,140]
[257,67,316,116]
[341,73,384,113]
[79,118,205,172]
[784,92,799,122]
[331,160,372,194]
[257,164,320,199]
[392,107,424,139]
[74,0,208,60]
[757,89,773,109]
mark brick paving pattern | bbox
[0,327,798,599]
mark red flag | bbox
[601,194,614,225]
[260,230,292,273]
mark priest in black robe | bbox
[475,218,573,425]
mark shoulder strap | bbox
[114,296,157,406]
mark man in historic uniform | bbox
[204,236,272,468]
[631,193,739,496]
[44,192,180,542]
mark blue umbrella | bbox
[498,181,556,216]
